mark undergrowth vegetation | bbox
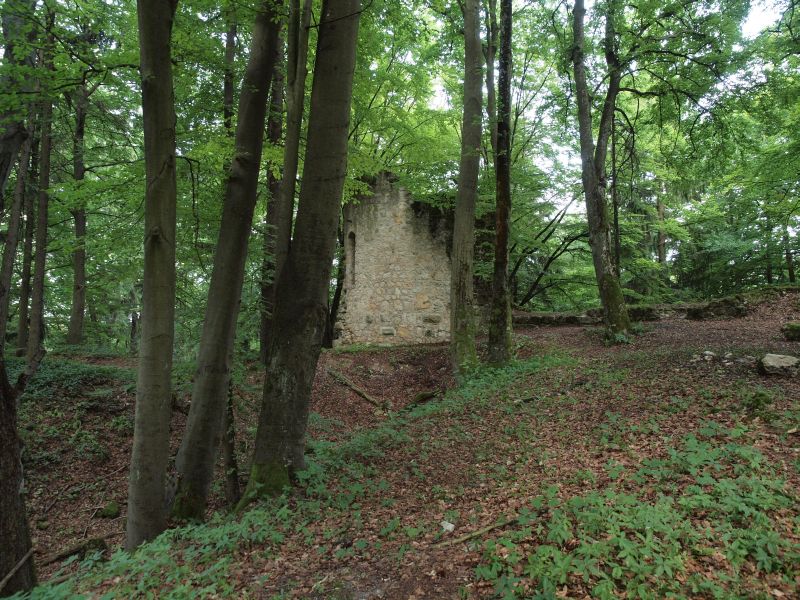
[477,429,799,598]
[12,346,800,598]
[13,357,135,467]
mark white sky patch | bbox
[429,80,450,110]
[743,0,783,39]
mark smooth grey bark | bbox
[0,127,35,600]
[223,8,236,136]
[0,9,43,592]
[657,196,666,265]
[25,12,54,366]
[15,132,36,356]
[0,0,36,202]
[764,214,774,285]
[0,126,32,346]
[126,0,179,550]
[260,65,285,364]
[450,0,483,376]
[239,0,361,506]
[218,10,240,509]
[259,0,313,363]
[171,0,282,521]
[611,120,621,274]
[66,84,88,345]
[571,0,630,334]
[484,0,498,161]
[220,381,240,506]
[487,0,512,366]
[323,230,344,349]
[0,367,35,596]
[785,228,796,283]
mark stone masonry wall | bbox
[335,174,451,345]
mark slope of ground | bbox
[11,291,800,599]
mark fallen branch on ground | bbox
[403,389,439,411]
[328,369,388,409]
[432,516,518,548]
[41,537,109,567]
[0,548,34,593]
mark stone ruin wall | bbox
[335,174,451,345]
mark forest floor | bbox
[15,290,800,599]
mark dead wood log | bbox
[0,548,34,593]
[41,537,109,566]
[327,369,388,409]
[402,389,440,411]
[432,516,518,548]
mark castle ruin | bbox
[335,173,451,345]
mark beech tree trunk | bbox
[171,0,282,521]
[657,196,666,266]
[218,8,240,510]
[484,0,498,161]
[66,85,88,345]
[611,120,621,274]
[223,8,236,136]
[25,13,55,365]
[0,129,36,600]
[0,127,32,345]
[450,0,483,375]
[785,229,796,283]
[240,0,361,505]
[487,0,512,366]
[0,367,35,595]
[16,134,37,356]
[260,65,285,364]
[323,232,345,349]
[126,0,179,550]
[764,215,773,285]
[0,8,42,593]
[220,381,240,506]
[260,0,313,362]
[0,0,36,201]
[571,0,630,335]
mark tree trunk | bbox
[260,65,285,364]
[487,0,512,366]
[66,85,88,345]
[171,0,282,521]
[611,120,621,275]
[450,0,483,375]
[0,123,36,600]
[239,0,361,506]
[571,0,630,335]
[657,195,666,266]
[484,0,498,162]
[785,228,795,284]
[260,0,313,363]
[126,0,179,550]
[220,380,240,506]
[0,0,37,202]
[223,9,236,136]
[129,312,138,354]
[25,11,55,365]
[0,125,32,346]
[218,9,241,511]
[0,6,41,592]
[323,231,345,349]
[15,133,37,356]
[764,214,773,285]
[0,367,35,596]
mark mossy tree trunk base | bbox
[235,461,290,514]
